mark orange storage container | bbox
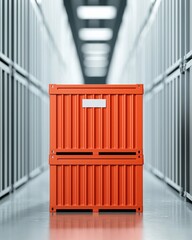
[49,84,143,154]
[50,156,143,213]
[49,84,144,213]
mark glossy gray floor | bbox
[0,170,192,240]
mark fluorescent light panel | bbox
[77,6,117,19]
[82,43,110,55]
[85,67,107,77]
[84,59,108,68]
[79,28,113,41]
[84,55,107,61]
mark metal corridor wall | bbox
[0,0,83,198]
[108,0,192,202]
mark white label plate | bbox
[82,99,106,108]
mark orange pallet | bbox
[49,84,143,154]
[50,157,143,213]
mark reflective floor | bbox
[0,170,192,240]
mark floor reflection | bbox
[49,212,143,240]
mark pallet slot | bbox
[98,152,137,156]
[56,152,93,155]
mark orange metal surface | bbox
[49,156,143,165]
[49,84,143,213]
[49,84,143,153]
[50,158,143,213]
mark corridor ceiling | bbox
[64,0,127,84]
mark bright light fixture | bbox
[84,58,108,68]
[79,28,113,41]
[84,55,107,61]
[82,43,110,55]
[85,67,107,77]
[77,6,117,19]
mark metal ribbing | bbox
[124,165,127,205]
[100,165,103,206]
[107,95,111,149]
[110,95,115,148]
[56,95,60,149]
[129,94,134,149]
[62,95,65,149]
[115,94,119,149]
[56,164,140,208]
[71,95,74,149]
[69,95,72,149]
[84,165,87,206]
[100,94,103,149]
[132,95,135,149]
[59,92,141,150]
[61,165,64,205]
[123,94,127,149]
[91,94,94,149]
[83,94,87,149]
[76,95,79,149]
[93,165,95,206]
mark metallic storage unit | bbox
[0,0,83,198]
[185,59,192,201]
[13,72,29,188]
[0,62,12,197]
[108,0,192,202]
[49,84,144,213]
[50,160,143,212]
[0,0,12,62]
[50,84,143,153]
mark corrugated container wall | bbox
[107,0,192,202]
[0,0,83,198]
[49,84,144,213]
[50,85,143,153]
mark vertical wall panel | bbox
[0,0,12,61]
[144,93,152,168]
[13,73,28,188]
[0,0,82,199]
[185,61,192,200]
[152,84,165,178]
[0,62,12,197]
[28,85,43,177]
[164,70,184,191]
[13,0,28,71]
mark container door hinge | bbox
[179,60,186,74]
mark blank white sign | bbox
[82,99,106,108]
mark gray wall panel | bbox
[185,60,192,198]
[164,70,184,192]
[190,64,192,196]
[13,73,28,188]
[0,62,12,197]
[0,0,82,199]
[0,0,12,61]
[28,85,43,177]
[108,0,192,201]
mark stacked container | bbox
[49,84,144,212]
